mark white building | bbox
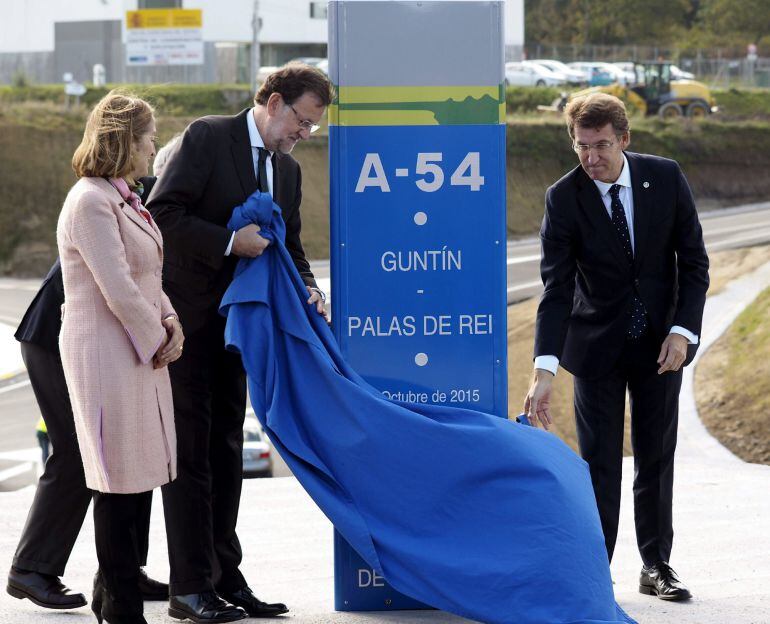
[0,0,524,84]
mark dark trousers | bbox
[573,333,682,566]
[13,341,150,576]
[93,491,152,620]
[161,319,247,595]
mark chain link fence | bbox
[524,44,770,88]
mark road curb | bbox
[0,322,24,380]
[0,320,23,377]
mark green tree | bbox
[697,0,770,48]
[526,0,692,46]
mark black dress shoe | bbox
[93,570,147,624]
[6,567,87,610]
[168,591,247,623]
[137,568,168,601]
[639,561,692,601]
[219,586,288,618]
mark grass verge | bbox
[695,248,770,464]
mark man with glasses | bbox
[524,93,708,602]
[147,63,332,622]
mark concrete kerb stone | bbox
[0,323,24,381]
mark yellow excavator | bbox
[552,61,718,118]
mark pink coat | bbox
[57,177,177,494]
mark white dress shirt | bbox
[225,108,275,255]
[534,155,698,376]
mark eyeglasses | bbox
[289,104,320,134]
[572,139,619,154]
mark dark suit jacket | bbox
[15,259,64,351]
[147,109,316,335]
[15,177,157,352]
[534,152,710,380]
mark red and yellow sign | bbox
[125,9,204,66]
[126,9,202,30]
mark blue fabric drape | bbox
[219,191,636,624]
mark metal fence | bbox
[524,44,770,88]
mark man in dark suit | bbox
[524,93,709,602]
[147,64,332,622]
[7,178,168,610]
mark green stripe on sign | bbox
[329,85,505,126]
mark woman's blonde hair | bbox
[72,90,155,183]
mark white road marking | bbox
[0,461,35,484]
[703,219,770,237]
[0,379,31,394]
[507,254,540,265]
[507,280,542,294]
[709,231,770,252]
[0,284,40,292]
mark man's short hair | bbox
[254,62,334,107]
[564,93,630,140]
[153,133,182,178]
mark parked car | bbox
[505,62,564,87]
[289,56,327,68]
[256,65,279,83]
[670,64,695,80]
[613,61,636,80]
[567,62,616,86]
[595,61,635,85]
[522,60,570,83]
[571,61,633,85]
[243,417,273,478]
[529,59,588,85]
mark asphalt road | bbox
[1,201,769,490]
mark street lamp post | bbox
[251,0,261,87]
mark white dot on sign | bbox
[414,353,429,367]
[414,212,428,225]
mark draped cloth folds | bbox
[219,191,636,624]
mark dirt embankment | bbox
[3,104,770,276]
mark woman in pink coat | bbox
[57,91,184,624]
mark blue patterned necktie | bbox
[609,184,647,339]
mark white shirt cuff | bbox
[224,232,235,256]
[670,326,699,345]
[534,355,559,376]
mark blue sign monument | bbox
[328,0,507,611]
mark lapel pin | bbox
[643,181,650,189]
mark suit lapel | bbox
[120,203,163,251]
[230,109,258,198]
[626,152,651,272]
[272,153,283,208]
[575,170,628,268]
[95,177,162,250]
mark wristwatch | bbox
[310,287,327,303]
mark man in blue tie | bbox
[524,93,709,602]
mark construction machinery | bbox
[549,61,718,119]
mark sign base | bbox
[333,531,432,612]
